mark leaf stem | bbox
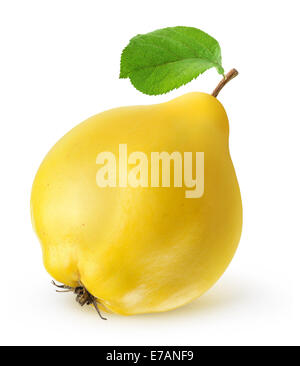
[211,69,238,98]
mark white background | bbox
[0,0,299,346]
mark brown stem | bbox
[211,69,239,98]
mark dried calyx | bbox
[52,281,107,320]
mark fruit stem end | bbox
[212,69,239,98]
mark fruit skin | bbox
[31,92,242,315]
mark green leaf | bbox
[120,26,224,95]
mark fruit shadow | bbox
[134,277,257,321]
[57,277,256,321]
